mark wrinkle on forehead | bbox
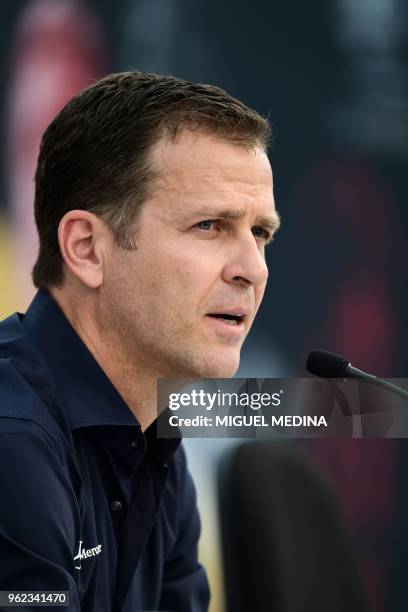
[143,130,276,226]
[152,174,273,200]
[151,134,272,195]
[153,130,271,172]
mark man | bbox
[0,72,279,611]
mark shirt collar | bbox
[22,290,180,462]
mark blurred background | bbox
[0,0,407,610]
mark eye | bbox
[252,226,271,241]
[196,220,216,231]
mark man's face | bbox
[102,130,278,379]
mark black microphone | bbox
[306,349,408,402]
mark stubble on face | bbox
[100,130,277,380]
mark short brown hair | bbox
[32,71,271,289]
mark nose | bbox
[222,234,269,288]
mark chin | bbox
[195,354,240,379]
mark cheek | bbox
[159,250,218,301]
[255,282,267,303]
[110,240,221,316]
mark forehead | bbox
[148,130,274,205]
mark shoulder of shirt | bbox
[0,312,70,458]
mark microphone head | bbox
[306,350,350,379]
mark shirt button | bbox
[127,439,138,451]
[110,501,123,512]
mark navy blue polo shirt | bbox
[0,290,210,611]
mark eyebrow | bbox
[189,207,281,242]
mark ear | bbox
[57,210,108,289]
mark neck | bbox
[51,288,158,431]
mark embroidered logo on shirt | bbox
[74,540,102,570]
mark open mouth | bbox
[207,313,245,325]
